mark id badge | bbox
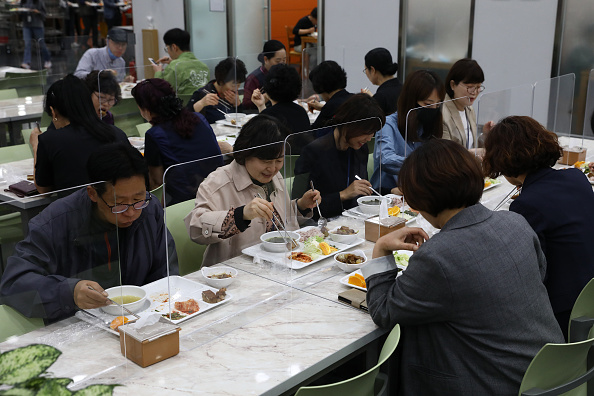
[27,14,32,23]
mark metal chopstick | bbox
[493,186,520,211]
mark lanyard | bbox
[346,151,351,188]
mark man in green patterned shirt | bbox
[153,28,210,95]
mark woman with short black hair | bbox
[184,115,320,266]
[187,57,248,124]
[363,138,563,395]
[307,60,352,131]
[242,40,287,110]
[363,47,402,116]
[483,115,594,338]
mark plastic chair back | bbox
[294,324,401,396]
[0,144,33,163]
[0,305,44,343]
[136,122,151,138]
[570,278,594,342]
[0,88,18,100]
[150,184,163,205]
[165,199,206,275]
[280,155,299,179]
[285,25,302,65]
[112,98,144,137]
[519,338,594,396]
[21,127,47,154]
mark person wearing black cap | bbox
[293,7,317,52]
[74,27,134,82]
[362,48,402,116]
[242,40,286,110]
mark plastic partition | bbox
[582,69,594,138]
[300,45,346,101]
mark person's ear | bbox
[87,185,98,203]
[450,80,456,91]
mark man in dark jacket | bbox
[0,144,178,321]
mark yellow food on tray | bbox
[319,242,338,255]
[110,316,129,331]
[348,273,366,288]
[484,180,491,188]
[388,205,401,217]
[574,161,586,168]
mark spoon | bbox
[309,181,327,233]
[355,175,383,197]
[256,193,298,250]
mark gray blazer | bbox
[362,204,563,396]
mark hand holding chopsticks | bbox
[355,175,382,197]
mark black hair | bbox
[84,70,122,102]
[263,64,301,103]
[233,115,289,165]
[308,60,347,94]
[333,93,385,140]
[87,143,149,196]
[364,48,398,76]
[311,7,317,19]
[214,57,248,85]
[257,40,286,64]
[445,58,485,98]
[163,28,191,52]
[45,74,119,143]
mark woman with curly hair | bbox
[483,115,594,339]
[132,79,224,205]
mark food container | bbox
[558,146,586,165]
[260,231,300,252]
[334,249,367,272]
[364,216,406,242]
[119,317,181,368]
[201,266,238,288]
[224,113,247,124]
[328,226,359,245]
[357,196,391,215]
[102,285,147,316]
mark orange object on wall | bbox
[270,0,317,50]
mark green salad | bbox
[393,252,410,267]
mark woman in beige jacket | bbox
[184,115,320,266]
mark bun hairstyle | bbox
[131,78,199,138]
[257,40,286,64]
[365,48,398,76]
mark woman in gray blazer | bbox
[361,139,563,395]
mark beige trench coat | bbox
[184,160,311,266]
[442,93,479,148]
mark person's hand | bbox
[73,280,109,310]
[483,121,495,135]
[297,189,321,211]
[217,141,233,154]
[307,99,324,112]
[372,227,429,259]
[390,187,402,195]
[198,93,219,108]
[151,63,162,73]
[123,75,135,83]
[251,89,266,112]
[30,126,42,148]
[307,27,316,34]
[156,56,171,64]
[340,179,373,201]
[361,88,372,96]
[243,197,274,221]
[223,89,239,107]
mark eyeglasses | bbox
[459,83,485,94]
[111,41,127,49]
[362,67,367,74]
[164,46,170,53]
[99,193,151,214]
[94,92,118,106]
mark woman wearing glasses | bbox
[442,58,493,151]
[30,75,128,195]
[132,79,224,205]
[84,70,122,125]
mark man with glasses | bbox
[153,28,210,95]
[0,144,178,321]
[74,28,134,82]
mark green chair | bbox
[285,176,294,198]
[367,153,374,179]
[0,212,24,272]
[0,305,44,343]
[0,88,18,100]
[0,144,33,163]
[150,184,163,206]
[111,98,144,137]
[518,337,594,396]
[21,127,46,155]
[280,155,299,179]
[165,199,206,275]
[0,70,48,97]
[367,137,375,154]
[136,122,151,138]
[569,278,594,343]
[294,324,401,396]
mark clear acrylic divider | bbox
[170,58,211,96]
[583,69,594,140]
[299,45,347,101]
[0,180,141,388]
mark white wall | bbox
[131,0,185,80]
[187,0,229,73]
[323,0,400,94]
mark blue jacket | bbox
[510,167,594,315]
[0,189,178,321]
[370,112,423,193]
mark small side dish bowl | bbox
[201,266,238,288]
[102,285,147,316]
[225,113,247,124]
[334,249,368,272]
[328,226,359,245]
[260,231,300,252]
[357,196,391,215]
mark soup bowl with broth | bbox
[102,285,147,315]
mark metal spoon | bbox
[87,286,141,319]
[309,181,327,233]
